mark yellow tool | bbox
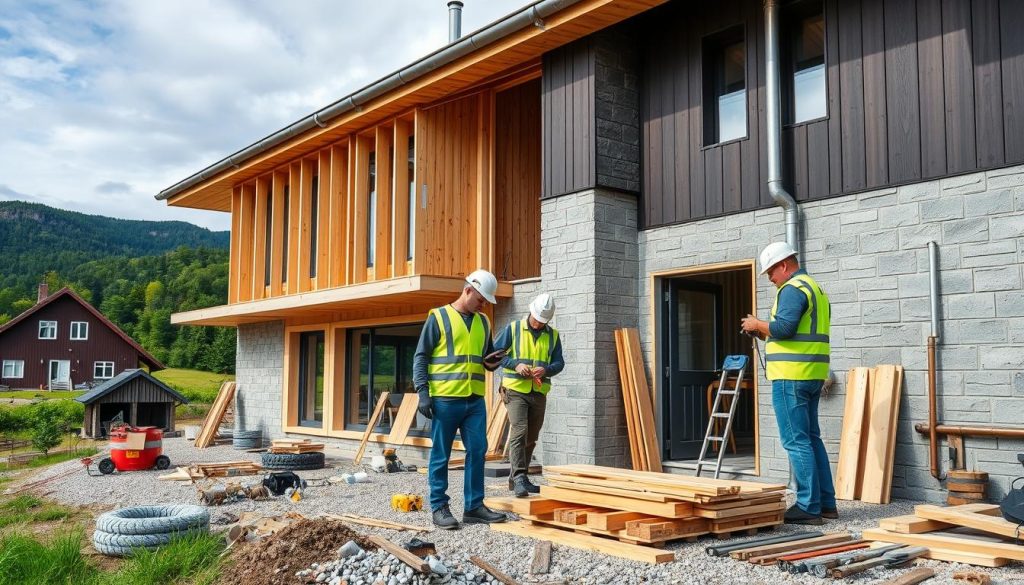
[391,493,423,512]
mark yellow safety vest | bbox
[427,305,489,397]
[766,273,831,381]
[501,320,559,395]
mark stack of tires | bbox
[261,451,325,471]
[93,505,210,557]
[232,429,263,449]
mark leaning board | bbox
[834,367,869,500]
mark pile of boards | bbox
[866,503,1024,567]
[158,460,262,482]
[485,464,786,563]
[834,365,904,504]
[614,328,661,472]
[269,439,324,454]
[194,381,237,449]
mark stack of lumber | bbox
[159,460,262,481]
[269,439,324,454]
[614,328,661,472]
[834,365,903,504]
[486,464,786,563]
[194,381,236,449]
[485,398,509,457]
[866,503,1024,567]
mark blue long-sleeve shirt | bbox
[493,320,565,377]
[768,268,810,339]
[412,306,495,394]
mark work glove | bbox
[417,389,433,419]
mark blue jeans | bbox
[772,379,837,515]
[428,395,487,512]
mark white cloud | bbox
[0,0,527,231]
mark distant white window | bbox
[2,360,24,379]
[70,321,89,341]
[94,362,115,379]
[38,321,57,340]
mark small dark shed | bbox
[75,369,188,438]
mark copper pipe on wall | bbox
[925,241,944,480]
[915,423,1024,440]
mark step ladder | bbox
[695,354,749,479]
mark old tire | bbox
[261,451,325,470]
[93,525,207,550]
[98,458,115,475]
[95,505,210,536]
[154,455,171,470]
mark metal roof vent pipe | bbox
[764,0,800,254]
[448,1,464,43]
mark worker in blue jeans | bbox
[413,269,508,530]
[742,242,836,525]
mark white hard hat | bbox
[465,269,498,304]
[529,293,555,324]
[758,242,798,274]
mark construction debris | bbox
[197,481,270,506]
[470,554,521,585]
[158,461,263,481]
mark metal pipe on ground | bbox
[829,547,928,579]
[704,531,824,556]
[807,544,905,578]
[778,542,871,574]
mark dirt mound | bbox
[219,518,377,585]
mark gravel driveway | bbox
[12,438,1024,584]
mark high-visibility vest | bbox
[427,305,489,397]
[501,320,559,395]
[766,273,831,381]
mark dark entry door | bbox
[663,279,723,460]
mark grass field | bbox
[153,368,234,404]
[0,390,83,400]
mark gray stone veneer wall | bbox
[638,164,1024,502]
[234,320,284,440]
[538,188,641,467]
[594,25,641,194]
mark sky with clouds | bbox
[0,0,527,231]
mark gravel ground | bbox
[10,438,1024,584]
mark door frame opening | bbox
[650,260,761,476]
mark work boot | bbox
[432,504,460,530]
[463,504,507,525]
[821,507,839,520]
[784,504,823,526]
[522,476,541,494]
[512,475,531,498]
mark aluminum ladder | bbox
[694,354,749,479]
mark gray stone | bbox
[974,266,1022,292]
[920,197,964,221]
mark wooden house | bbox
[75,369,188,438]
[158,0,1024,502]
[0,285,164,390]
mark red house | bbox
[0,285,164,390]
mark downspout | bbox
[764,0,800,253]
[926,241,944,480]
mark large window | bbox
[38,320,57,340]
[70,321,89,340]
[367,152,377,267]
[94,361,114,379]
[346,324,422,434]
[309,174,319,278]
[2,360,24,379]
[298,331,325,426]
[787,1,826,123]
[407,136,415,261]
[703,27,747,145]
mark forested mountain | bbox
[0,201,234,373]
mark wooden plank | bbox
[914,504,1021,539]
[924,548,1009,568]
[879,514,953,534]
[539,485,692,518]
[490,520,676,564]
[546,478,673,503]
[368,535,429,573]
[862,528,1024,561]
[297,158,314,292]
[835,367,869,500]
[614,329,642,470]
[861,365,902,504]
[287,161,301,292]
[877,567,935,585]
[530,541,551,575]
[624,517,709,541]
[386,393,419,445]
[484,496,570,517]
[470,556,520,585]
[252,177,270,298]
[942,0,977,173]
[374,126,393,277]
[353,391,390,464]
[195,382,236,448]
[547,464,781,496]
[270,171,286,296]
[393,120,411,277]
[729,532,853,560]
[624,329,661,472]
[884,0,921,183]
[315,149,330,289]
[692,500,785,520]
[587,511,651,532]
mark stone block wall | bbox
[638,164,1024,501]
[594,25,641,194]
[234,320,285,440]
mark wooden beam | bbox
[287,161,302,293]
[835,367,869,500]
[315,150,331,290]
[484,496,570,517]
[229,186,241,304]
[469,556,520,585]
[539,485,693,518]
[913,504,1017,539]
[367,536,429,573]
[878,514,953,534]
[298,158,315,292]
[270,170,286,297]
[374,126,393,277]
[328,145,348,288]
[861,528,1024,561]
[252,177,270,300]
[393,119,412,277]
[490,520,676,564]
[352,135,372,283]
[386,393,419,445]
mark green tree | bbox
[30,418,63,454]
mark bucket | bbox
[184,426,200,440]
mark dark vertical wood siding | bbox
[637,0,1024,228]
[0,296,149,389]
[542,37,596,198]
[94,379,178,404]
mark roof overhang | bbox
[162,0,665,212]
[171,275,514,326]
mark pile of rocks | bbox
[295,541,506,585]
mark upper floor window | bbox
[70,321,89,340]
[787,0,826,123]
[310,174,319,278]
[2,360,24,379]
[38,320,57,340]
[703,26,747,145]
[94,361,115,379]
[368,152,377,268]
